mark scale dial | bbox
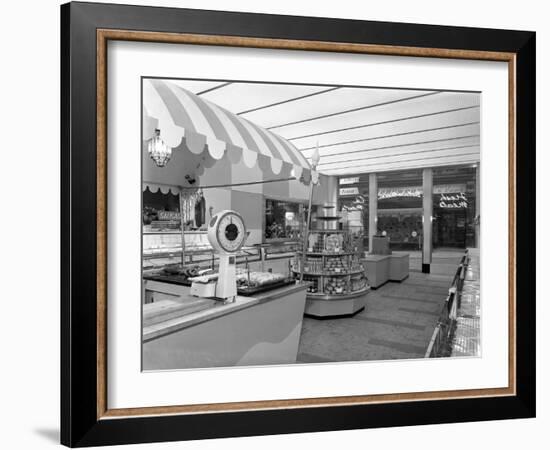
[208,210,247,254]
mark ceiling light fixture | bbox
[148,129,172,167]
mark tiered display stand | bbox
[293,206,369,318]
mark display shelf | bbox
[292,268,365,277]
[304,286,370,300]
[296,250,356,256]
[143,230,182,235]
[294,212,369,317]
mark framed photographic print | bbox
[60,1,536,447]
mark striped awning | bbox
[142,79,312,184]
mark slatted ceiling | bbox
[301,123,480,155]
[246,88,435,130]
[196,81,232,95]
[275,92,479,143]
[200,83,328,116]
[316,148,480,175]
[315,145,481,172]
[301,125,480,160]
[289,107,480,149]
[326,156,480,174]
[318,146,480,170]
[324,155,480,176]
[236,87,340,115]
[167,79,225,94]
[298,120,479,153]
[150,79,480,174]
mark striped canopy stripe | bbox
[143,79,312,183]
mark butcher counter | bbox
[142,280,308,370]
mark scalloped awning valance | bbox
[142,79,312,186]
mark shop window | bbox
[377,212,422,250]
[142,187,181,232]
[264,198,306,242]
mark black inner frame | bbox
[61,1,536,447]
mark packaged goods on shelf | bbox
[303,275,320,293]
[324,256,347,273]
[295,224,369,303]
[324,276,347,294]
[350,274,368,292]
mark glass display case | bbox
[142,231,262,270]
[143,229,300,275]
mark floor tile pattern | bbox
[297,250,464,363]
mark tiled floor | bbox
[296,249,464,363]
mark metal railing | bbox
[425,250,469,358]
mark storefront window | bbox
[433,189,474,248]
[376,186,423,250]
[264,198,306,242]
[142,187,181,232]
[337,168,478,251]
[377,211,422,250]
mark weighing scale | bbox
[191,210,247,302]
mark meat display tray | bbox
[143,273,295,296]
[236,278,295,296]
[143,273,192,286]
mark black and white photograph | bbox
[0,0,543,447]
[141,77,481,370]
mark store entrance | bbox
[433,210,467,248]
[377,210,422,251]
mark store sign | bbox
[439,192,468,208]
[158,210,181,221]
[339,177,360,185]
[378,187,422,199]
[341,194,367,211]
[434,184,466,194]
[376,184,467,200]
[339,187,359,196]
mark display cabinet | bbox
[292,225,369,317]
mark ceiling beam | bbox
[322,155,480,175]
[287,105,480,141]
[315,144,479,168]
[298,122,479,151]
[304,134,480,159]
[195,82,232,95]
[236,87,340,115]
[267,91,440,130]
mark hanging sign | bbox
[434,184,467,194]
[439,192,468,208]
[339,187,359,196]
[339,177,360,185]
[378,186,422,199]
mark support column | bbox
[475,164,480,248]
[422,168,433,273]
[368,173,378,253]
